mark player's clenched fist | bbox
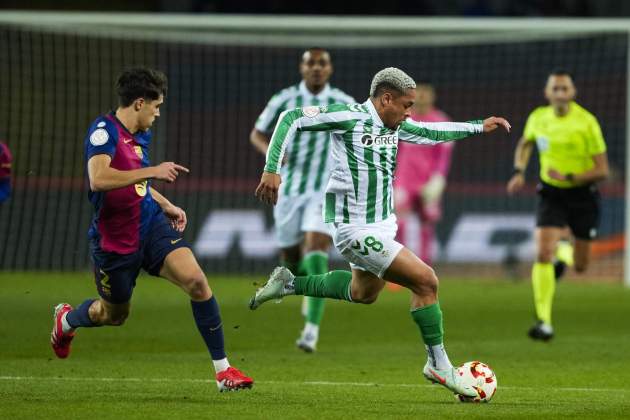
[154,162,189,183]
[483,116,511,133]
[255,172,281,205]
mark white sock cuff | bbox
[61,312,74,334]
[212,357,230,373]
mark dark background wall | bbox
[0,24,625,272]
[3,0,630,17]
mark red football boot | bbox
[51,303,75,359]
[216,366,254,392]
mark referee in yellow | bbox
[507,69,609,341]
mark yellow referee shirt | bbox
[523,101,607,188]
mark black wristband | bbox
[566,173,574,182]
[512,168,524,176]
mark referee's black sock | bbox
[553,260,567,281]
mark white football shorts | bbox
[274,192,333,248]
[333,215,403,278]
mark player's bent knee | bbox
[414,267,438,296]
[186,273,211,300]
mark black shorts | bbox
[90,213,190,304]
[536,181,600,241]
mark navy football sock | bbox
[191,296,226,360]
[66,299,97,328]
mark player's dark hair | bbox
[549,68,574,80]
[371,82,404,98]
[116,67,168,107]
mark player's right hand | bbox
[255,172,281,205]
[154,162,189,183]
[507,173,525,195]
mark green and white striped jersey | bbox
[255,81,355,196]
[265,99,484,225]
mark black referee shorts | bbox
[536,181,600,240]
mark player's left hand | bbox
[483,116,511,133]
[164,204,187,232]
[547,168,565,181]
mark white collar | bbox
[364,98,385,127]
[299,80,331,100]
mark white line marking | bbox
[0,376,626,393]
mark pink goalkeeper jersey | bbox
[394,108,453,190]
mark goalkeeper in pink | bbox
[394,82,453,266]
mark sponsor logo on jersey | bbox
[360,134,397,147]
[97,121,106,128]
[89,128,109,146]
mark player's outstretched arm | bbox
[88,155,189,192]
[399,116,510,145]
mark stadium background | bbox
[0,4,626,282]
[2,5,630,420]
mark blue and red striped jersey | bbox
[84,112,161,254]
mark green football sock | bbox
[411,302,444,346]
[294,270,353,302]
[302,252,329,325]
[532,262,555,325]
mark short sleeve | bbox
[85,118,118,160]
[522,109,539,142]
[586,115,607,156]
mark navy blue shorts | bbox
[91,214,189,304]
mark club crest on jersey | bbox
[360,134,397,147]
[135,180,148,197]
[302,106,321,118]
[134,146,143,159]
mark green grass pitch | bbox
[1,272,629,419]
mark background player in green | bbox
[251,67,510,397]
[250,47,355,352]
[507,69,609,341]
